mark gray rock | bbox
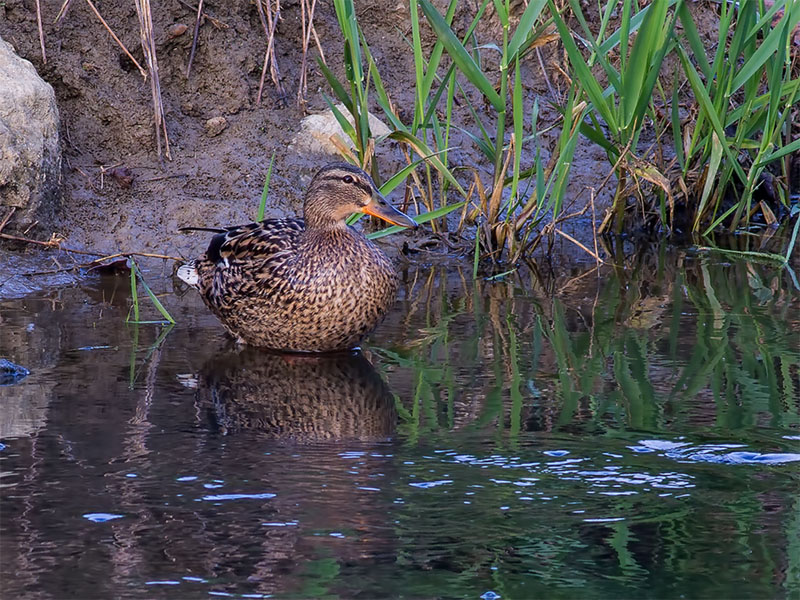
[0,35,61,230]
[290,102,392,156]
[204,116,228,137]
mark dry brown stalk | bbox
[0,232,182,263]
[176,0,227,29]
[54,0,74,26]
[553,228,605,264]
[257,0,286,105]
[84,0,147,79]
[186,0,203,78]
[35,0,46,63]
[297,0,320,108]
[134,0,171,160]
[590,187,600,270]
[0,207,16,233]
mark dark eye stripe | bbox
[321,170,374,196]
[341,176,373,196]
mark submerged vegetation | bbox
[322,0,800,262]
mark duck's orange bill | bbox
[362,193,418,229]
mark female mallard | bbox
[177,163,417,352]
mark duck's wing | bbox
[206,218,305,265]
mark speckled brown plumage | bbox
[178,163,416,352]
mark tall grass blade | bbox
[257,151,276,221]
[506,0,547,60]
[128,258,176,324]
[367,201,466,240]
[418,0,505,111]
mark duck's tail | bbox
[176,261,200,287]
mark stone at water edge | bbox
[290,102,392,156]
[0,35,61,231]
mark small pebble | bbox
[204,116,228,137]
[168,23,188,38]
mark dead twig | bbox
[257,0,286,105]
[1,232,183,263]
[186,0,203,78]
[35,0,47,63]
[84,0,147,79]
[176,0,227,29]
[0,207,16,234]
[54,0,75,26]
[23,221,39,236]
[99,163,123,191]
[75,166,99,191]
[590,187,600,270]
[297,0,320,108]
[134,0,171,160]
[553,228,606,264]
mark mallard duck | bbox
[177,163,417,352]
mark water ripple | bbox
[638,440,800,465]
[200,493,276,501]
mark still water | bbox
[1,245,799,599]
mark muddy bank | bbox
[2,0,774,300]
[0,0,617,260]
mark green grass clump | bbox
[674,0,800,234]
[323,0,800,264]
[128,257,175,325]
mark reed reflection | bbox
[193,347,396,440]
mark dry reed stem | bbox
[54,0,74,26]
[186,0,203,78]
[590,187,600,269]
[135,0,171,160]
[297,0,320,108]
[84,0,147,79]
[35,0,46,63]
[0,231,182,262]
[553,228,605,264]
[257,0,286,105]
[0,207,16,233]
[176,0,227,29]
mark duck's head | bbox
[304,163,418,230]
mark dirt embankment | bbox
[0,0,619,256]
[2,0,749,300]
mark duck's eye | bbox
[342,175,355,184]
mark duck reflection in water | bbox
[192,346,396,440]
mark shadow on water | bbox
[1,243,798,599]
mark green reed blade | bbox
[421,64,456,129]
[506,0,547,60]
[676,2,710,79]
[418,0,504,111]
[548,0,617,132]
[387,130,466,196]
[367,201,466,240]
[731,3,800,93]
[509,57,523,210]
[316,57,353,113]
[129,259,139,324]
[622,0,670,127]
[128,258,176,324]
[321,94,358,148]
[257,151,276,221]
[677,45,745,181]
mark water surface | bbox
[1,246,798,599]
